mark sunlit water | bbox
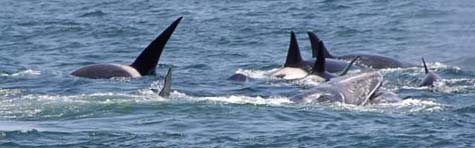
[1,0,475,147]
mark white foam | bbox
[0,69,41,77]
[172,92,292,106]
[432,62,461,70]
[235,68,273,79]
[372,98,445,113]
[401,78,475,93]
[318,98,446,113]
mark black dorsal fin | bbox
[159,68,172,97]
[320,41,334,58]
[308,32,325,73]
[130,17,183,75]
[284,31,304,68]
[339,56,360,76]
[422,58,429,74]
[308,32,334,58]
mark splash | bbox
[0,91,168,120]
[315,98,446,113]
[401,78,475,94]
[172,92,293,106]
[370,98,445,113]
[0,69,41,77]
[235,68,275,79]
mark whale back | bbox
[419,58,441,86]
[71,64,141,79]
[331,71,383,105]
[291,71,384,105]
[71,17,183,79]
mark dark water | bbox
[1,0,475,147]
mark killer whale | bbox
[291,71,401,105]
[306,31,359,81]
[71,17,183,79]
[270,31,361,80]
[270,31,309,79]
[308,32,412,69]
[419,58,441,87]
[230,31,358,82]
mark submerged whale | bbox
[270,31,360,80]
[308,32,413,69]
[71,17,183,79]
[291,71,401,105]
[419,58,441,87]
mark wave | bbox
[235,68,275,80]
[172,92,292,106]
[0,69,41,77]
[0,91,168,120]
[324,98,446,113]
[0,84,449,122]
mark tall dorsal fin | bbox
[159,68,172,97]
[308,32,325,73]
[422,58,429,74]
[130,17,183,75]
[284,31,304,68]
[308,32,334,58]
[320,41,334,58]
[339,56,360,76]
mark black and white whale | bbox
[269,31,310,79]
[71,17,183,79]
[308,32,413,69]
[306,32,360,80]
[270,31,361,80]
[419,58,441,87]
[302,31,360,82]
[291,71,401,105]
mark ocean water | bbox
[1,0,475,147]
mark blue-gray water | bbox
[1,0,475,147]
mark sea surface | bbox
[1,0,475,147]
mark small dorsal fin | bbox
[284,31,304,68]
[422,58,429,74]
[308,32,325,73]
[130,17,183,76]
[339,56,360,76]
[159,68,172,97]
[308,32,334,58]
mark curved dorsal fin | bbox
[284,31,304,68]
[422,58,429,74]
[130,17,183,75]
[159,68,172,97]
[308,32,334,58]
[308,32,325,73]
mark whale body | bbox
[71,17,183,79]
[309,32,413,69]
[291,71,401,105]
